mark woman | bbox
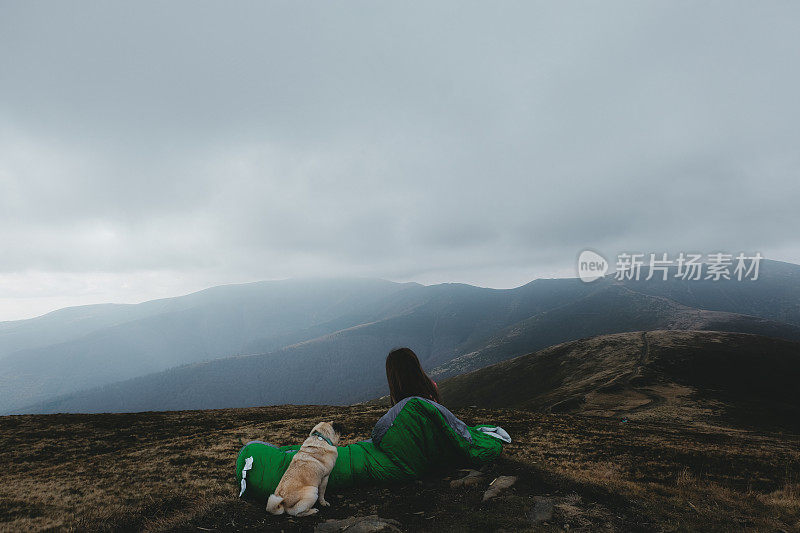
[385,347,441,406]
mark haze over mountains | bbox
[0,279,416,412]
[4,259,800,414]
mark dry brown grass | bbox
[1,405,798,532]
[497,409,800,532]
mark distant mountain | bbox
[15,279,599,413]
[7,259,800,414]
[430,283,800,378]
[0,278,419,412]
[439,330,800,431]
[617,259,800,326]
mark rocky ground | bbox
[1,404,798,532]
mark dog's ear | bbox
[331,422,346,436]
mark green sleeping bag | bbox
[235,397,509,502]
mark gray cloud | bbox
[1,1,799,319]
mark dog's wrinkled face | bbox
[309,421,345,446]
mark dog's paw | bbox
[319,499,330,507]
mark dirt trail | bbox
[619,332,666,415]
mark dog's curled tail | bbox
[266,494,285,515]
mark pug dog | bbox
[266,421,344,517]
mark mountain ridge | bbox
[5,260,800,414]
[18,297,800,414]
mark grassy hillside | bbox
[1,404,798,532]
[439,330,800,432]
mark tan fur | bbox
[266,421,340,516]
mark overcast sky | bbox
[1,1,799,321]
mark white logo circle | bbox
[577,250,608,282]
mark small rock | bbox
[314,515,402,533]
[528,496,554,523]
[481,475,517,501]
[450,469,486,488]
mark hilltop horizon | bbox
[5,256,797,323]
[2,272,562,323]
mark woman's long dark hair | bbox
[385,347,440,406]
